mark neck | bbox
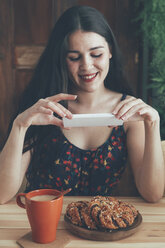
[70,86,108,109]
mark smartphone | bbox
[63,113,123,127]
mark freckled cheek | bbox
[66,62,79,78]
[96,58,110,70]
[67,62,78,74]
[99,54,110,63]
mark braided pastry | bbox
[65,196,139,231]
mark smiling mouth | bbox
[79,72,98,81]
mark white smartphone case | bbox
[63,113,123,127]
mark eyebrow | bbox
[67,46,105,53]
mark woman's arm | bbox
[126,120,164,202]
[0,93,77,204]
[113,96,165,202]
[0,120,30,204]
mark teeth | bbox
[81,73,97,80]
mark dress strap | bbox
[120,93,127,101]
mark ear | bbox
[109,46,112,59]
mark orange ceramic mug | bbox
[16,189,63,244]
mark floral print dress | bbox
[25,124,127,196]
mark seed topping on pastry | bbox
[66,196,139,231]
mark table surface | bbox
[0,196,165,248]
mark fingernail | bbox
[61,113,66,118]
[64,127,71,130]
[68,113,73,119]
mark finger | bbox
[112,97,135,115]
[49,116,64,127]
[47,93,77,102]
[63,127,71,130]
[138,106,152,115]
[38,106,53,115]
[138,106,157,121]
[43,101,67,118]
[114,98,143,119]
[120,102,146,120]
[55,103,73,119]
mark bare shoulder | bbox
[106,90,135,102]
[106,90,122,99]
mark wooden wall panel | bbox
[14,45,45,69]
[52,0,77,24]
[0,0,14,149]
[114,0,139,94]
[13,0,53,45]
[13,70,33,108]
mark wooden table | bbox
[0,196,165,248]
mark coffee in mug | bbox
[30,194,56,201]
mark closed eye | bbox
[68,56,80,61]
[91,54,102,58]
[68,53,102,61]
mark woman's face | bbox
[66,30,112,93]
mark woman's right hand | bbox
[15,93,77,129]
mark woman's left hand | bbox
[112,96,160,122]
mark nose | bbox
[80,55,93,70]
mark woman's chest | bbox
[62,126,114,150]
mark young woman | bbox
[0,5,164,204]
